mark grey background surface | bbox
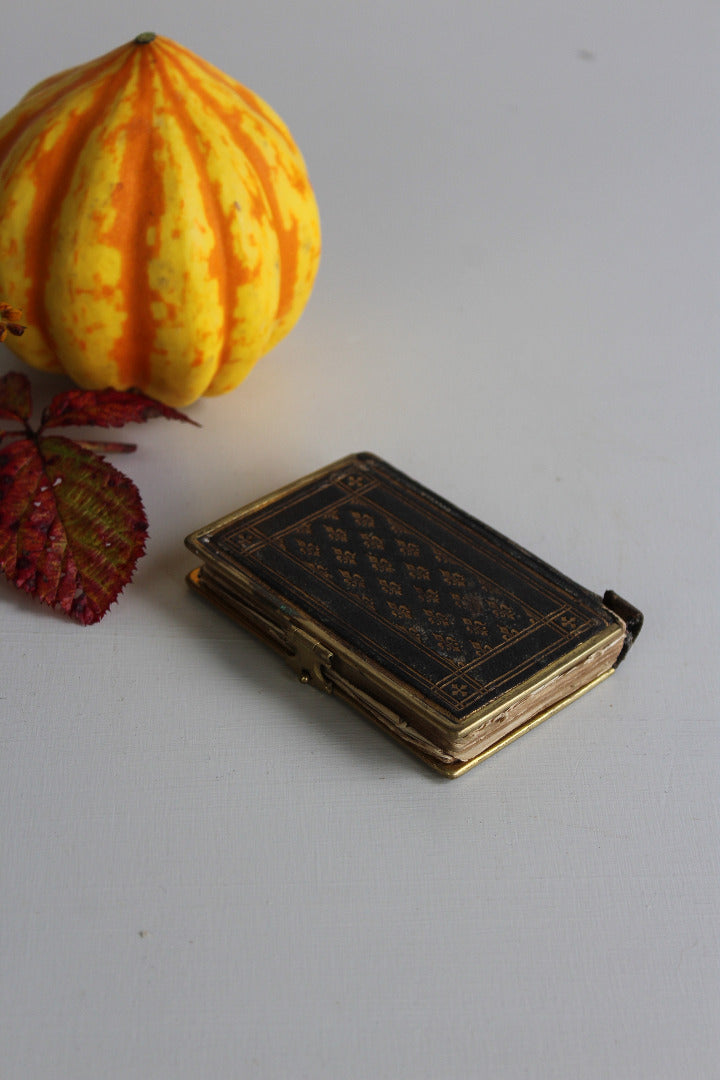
[1,3,718,1078]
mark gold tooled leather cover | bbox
[186,453,637,737]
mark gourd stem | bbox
[134,32,157,45]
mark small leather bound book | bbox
[185,453,642,776]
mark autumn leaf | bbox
[0,371,196,624]
[40,386,199,432]
[0,370,31,423]
[0,434,147,624]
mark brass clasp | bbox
[286,626,334,693]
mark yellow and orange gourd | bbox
[0,33,321,406]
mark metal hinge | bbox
[285,625,334,693]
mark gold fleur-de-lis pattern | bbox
[214,461,609,719]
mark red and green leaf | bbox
[0,371,31,423]
[40,387,199,432]
[0,369,197,624]
[0,435,147,624]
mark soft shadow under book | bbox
[185,453,642,776]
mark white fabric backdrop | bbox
[1,3,718,1078]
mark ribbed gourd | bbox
[0,33,321,406]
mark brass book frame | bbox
[185,453,642,776]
